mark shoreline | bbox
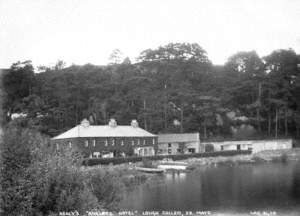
[82,148,300,187]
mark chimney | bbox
[81,119,90,127]
[131,119,139,128]
[108,118,117,128]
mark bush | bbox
[1,124,121,215]
[142,158,154,168]
[30,149,100,215]
[85,169,124,211]
[0,124,49,215]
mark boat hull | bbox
[136,167,165,173]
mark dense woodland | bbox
[2,43,300,140]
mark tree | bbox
[53,59,66,70]
[138,43,211,64]
[264,49,300,137]
[109,49,124,65]
[224,51,266,132]
[2,61,35,120]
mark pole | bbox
[143,99,147,130]
[164,84,167,130]
[180,105,183,133]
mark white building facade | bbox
[202,139,293,154]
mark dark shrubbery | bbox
[83,150,252,166]
[0,123,125,215]
[85,169,124,210]
[142,158,154,168]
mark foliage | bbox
[85,169,124,210]
[141,158,154,168]
[2,44,300,139]
[0,123,127,215]
[0,123,49,215]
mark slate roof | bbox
[52,125,157,140]
[158,133,200,143]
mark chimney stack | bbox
[108,118,117,128]
[131,119,139,128]
[81,119,90,127]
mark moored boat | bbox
[157,163,188,170]
[135,166,165,173]
[157,159,189,170]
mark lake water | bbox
[119,162,300,213]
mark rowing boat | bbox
[135,167,165,173]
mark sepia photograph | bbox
[1,0,300,215]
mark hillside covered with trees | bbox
[2,43,300,140]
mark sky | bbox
[1,0,300,68]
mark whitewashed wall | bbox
[202,139,292,153]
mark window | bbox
[68,141,72,148]
[188,148,195,153]
[105,139,108,146]
[112,139,115,146]
[152,138,155,145]
[168,149,172,154]
[138,139,140,145]
[93,139,96,147]
[121,140,124,146]
[132,140,135,146]
[168,143,172,148]
[143,139,146,145]
[85,140,88,147]
[56,143,59,150]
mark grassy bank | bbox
[81,161,154,190]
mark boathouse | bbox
[52,119,158,158]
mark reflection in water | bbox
[119,162,300,212]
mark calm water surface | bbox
[119,162,300,213]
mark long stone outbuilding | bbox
[202,139,293,153]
